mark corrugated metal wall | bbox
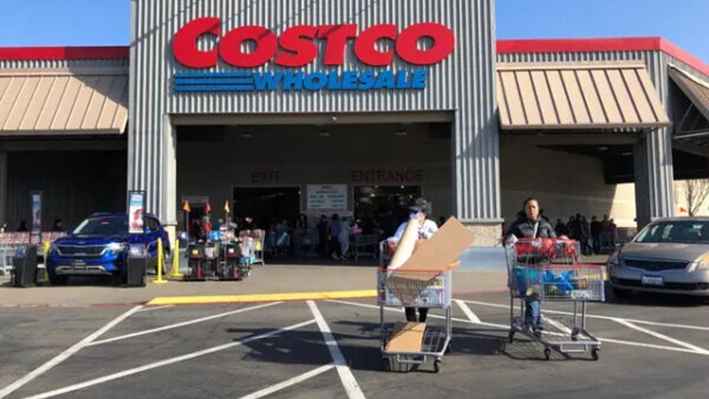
[0,59,128,69]
[130,0,500,224]
[497,50,676,223]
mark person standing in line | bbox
[389,198,439,323]
[329,213,344,260]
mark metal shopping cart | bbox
[378,240,452,373]
[506,238,605,361]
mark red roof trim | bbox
[0,37,706,76]
[497,37,709,76]
[0,46,129,61]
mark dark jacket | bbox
[506,216,556,239]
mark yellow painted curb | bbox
[146,289,378,306]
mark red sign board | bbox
[173,18,455,69]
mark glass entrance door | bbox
[353,185,422,237]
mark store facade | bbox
[128,0,500,241]
[1,0,709,244]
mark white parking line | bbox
[87,301,281,346]
[21,319,316,399]
[328,299,509,329]
[328,299,709,356]
[236,364,335,399]
[135,305,174,312]
[307,301,366,399]
[0,305,143,399]
[455,300,481,323]
[543,316,573,334]
[611,318,709,355]
[462,299,709,331]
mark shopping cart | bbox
[378,240,452,373]
[506,238,605,361]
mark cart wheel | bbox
[508,330,515,343]
[571,327,580,341]
[544,348,552,361]
[433,359,442,373]
[381,358,391,372]
[591,347,600,361]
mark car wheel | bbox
[612,287,633,300]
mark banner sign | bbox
[30,191,42,234]
[128,190,146,235]
[172,19,455,93]
[306,184,348,214]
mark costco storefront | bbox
[1,0,708,244]
[129,0,501,241]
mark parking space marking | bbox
[543,316,573,334]
[236,364,335,399]
[135,305,174,312]
[329,299,709,357]
[307,301,366,399]
[462,299,709,331]
[87,301,281,347]
[22,319,317,399]
[0,305,143,399]
[611,318,709,355]
[329,299,510,330]
[147,289,377,306]
[455,300,481,323]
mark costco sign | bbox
[171,17,455,92]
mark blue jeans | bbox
[524,299,543,330]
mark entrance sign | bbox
[128,190,146,235]
[172,19,455,93]
[306,184,348,214]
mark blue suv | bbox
[46,212,170,286]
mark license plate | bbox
[72,260,87,269]
[641,275,664,286]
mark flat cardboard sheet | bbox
[385,322,426,352]
[397,216,475,272]
[385,217,474,303]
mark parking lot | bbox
[1,286,707,399]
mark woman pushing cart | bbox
[504,198,605,360]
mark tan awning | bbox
[0,67,128,136]
[668,66,709,124]
[497,61,671,131]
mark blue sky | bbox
[0,0,707,63]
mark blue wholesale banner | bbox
[173,69,429,93]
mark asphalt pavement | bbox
[1,290,707,399]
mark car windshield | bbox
[72,216,127,236]
[635,220,709,243]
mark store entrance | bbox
[232,187,301,230]
[353,185,422,237]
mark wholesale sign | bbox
[172,18,455,92]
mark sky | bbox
[0,0,707,64]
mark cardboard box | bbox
[385,322,426,352]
